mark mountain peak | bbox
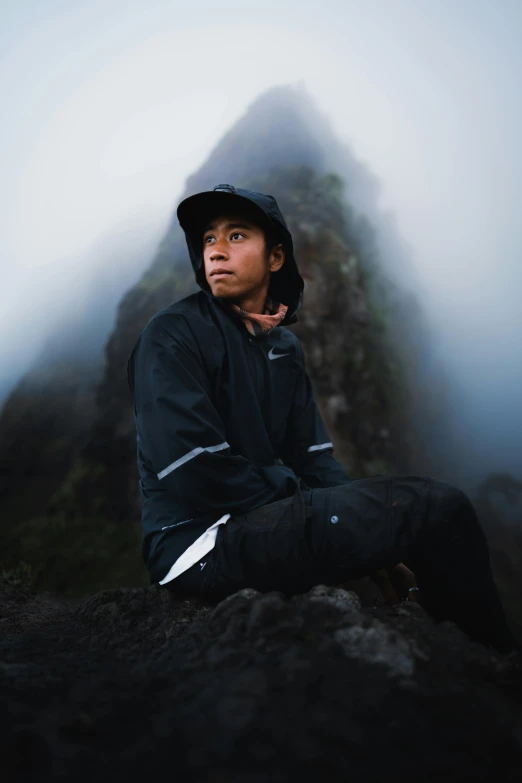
[183,83,344,196]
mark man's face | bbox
[202,212,283,301]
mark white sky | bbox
[1,0,521,486]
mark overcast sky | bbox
[1,0,521,488]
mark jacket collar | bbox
[216,294,288,337]
[206,291,289,338]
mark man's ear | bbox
[269,243,285,273]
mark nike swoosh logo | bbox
[268,346,289,360]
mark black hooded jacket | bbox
[127,187,351,584]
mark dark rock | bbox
[1,583,521,782]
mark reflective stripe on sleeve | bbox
[307,442,333,452]
[157,441,230,480]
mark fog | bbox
[1,0,521,493]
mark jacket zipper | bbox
[247,335,261,398]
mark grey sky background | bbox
[1,0,521,488]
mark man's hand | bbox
[393,562,420,602]
[370,562,419,605]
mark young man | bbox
[127,183,518,655]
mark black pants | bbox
[164,474,518,654]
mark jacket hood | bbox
[176,184,304,326]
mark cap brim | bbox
[177,190,274,237]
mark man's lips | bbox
[210,270,233,277]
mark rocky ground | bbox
[1,581,521,782]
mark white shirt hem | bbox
[158,513,231,585]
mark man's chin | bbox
[210,287,237,300]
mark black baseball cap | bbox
[176,184,304,325]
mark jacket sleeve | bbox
[278,340,351,488]
[127,316,299,516]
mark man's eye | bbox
[231,232,243,240]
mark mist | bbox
[1,0,521,497]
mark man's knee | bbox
[429,478,473,520]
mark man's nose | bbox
[209,237,228,259]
